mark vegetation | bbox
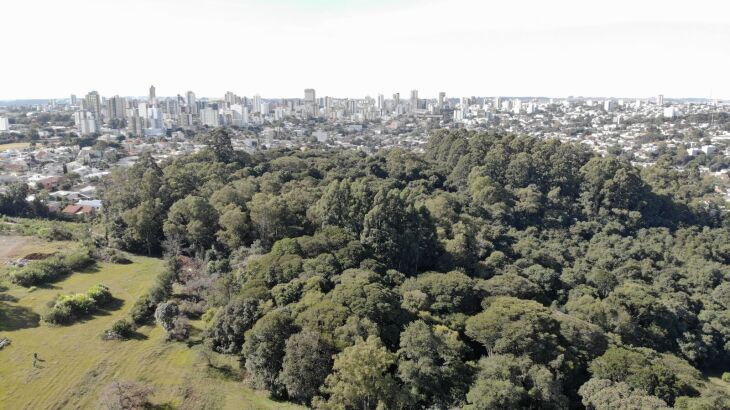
[0,216,88,241]
[0,253,302,409]
[3,126,730,408]
[92,128,730,408]
[10,248,94,286]
[42,283,112,324]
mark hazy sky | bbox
[1,0,729,99]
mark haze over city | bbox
[2,0,730,99]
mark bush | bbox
[11,249,94,287]
[104,319,135,340]
[129,259,179,325]
[723,372,730,383]
[92,247,132,264]
[42,284,112,325]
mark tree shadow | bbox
[77,264,101,274]
[206,362,241,381]
[185,339,204,348]
[0,294,18,302]
[99,297,125,312]
[36,283,62,290]
[127,330,149,340]
[0,303,40,331]
[149,403,176,410]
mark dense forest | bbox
[97,128,730,409]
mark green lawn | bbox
[0,254,303,410]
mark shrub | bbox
[130,259,179,325]
[154,302,179,331]
[11,249,94,287]
[92,247,132,264]
[42,284,112,324]
[723,372,730,383]
[104,319,135,340]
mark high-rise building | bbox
[304,89,317,116]
[230,104,248,126]
[106,95,126,120]
[0,117,10,131]
[656,94,664,106]
[201,107,220,127]
[186,91,198,115]
[126,108,144,137]
[138,102,149,120]
[74,111,98,135]
[225,91,240,107]
[70,94,77,106]
[252,94,262,113]
[84,91,102,120]
[512,98,522,114]
[149,85,157,105]
[164,98,180,117]
[377,94,385,110]
[410,89,419,112]
[604,99,616,112]
[438,92,446,109]
[393,93,400,107]
[304,88,316,104]
[260,102,270,116]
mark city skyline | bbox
[1,0,730,100]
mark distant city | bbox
[2,86,730,216]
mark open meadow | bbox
[0,236,303,410]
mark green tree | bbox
[315,336,402,410]
[465,297,560,362]
[205,298,260,354]
[280,329,335,404]
[397,321,472,408]
[163,195,219,255]
[242,310,298,397]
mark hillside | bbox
[0,238,302,410]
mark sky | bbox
[1,0,729,100]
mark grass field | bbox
[0,142,31,152]
[0,235,77,265]
[0,248,303,410]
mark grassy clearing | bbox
[0,254,303,410]
[0,235,78,265]
[0,142,31,152]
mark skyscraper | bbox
[377,94,384,110]
[74,111,98,135]
[70,94,77,106]
[84,91,102,120]
[149,85,157,106]
[393,93,400,107]
[304,88,317,116]
[304,88,316,104]
[656,94,664,106]
[410,89,419,112]
[186,91,198,115]
[438,92,446,109]
[225,91,240,107]
[106,95,126,120]
[201,107,220,127]
[252,94,262,114]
